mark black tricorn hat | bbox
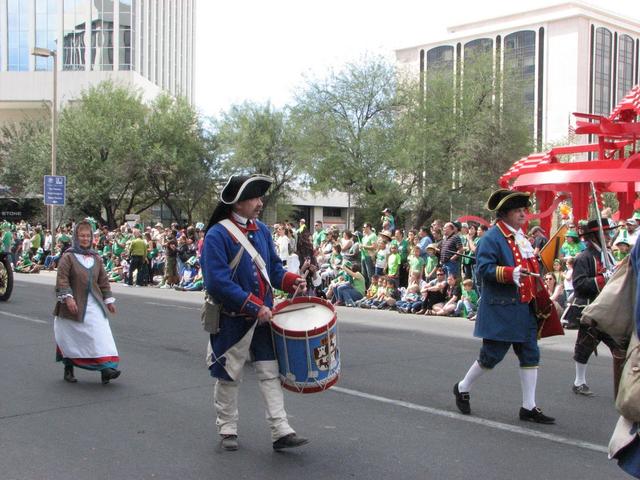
[220,174,273,205]
[486,189,531,212]
[579,219,618,235]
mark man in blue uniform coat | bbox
[453,189,555,424]
[201,174,309,451]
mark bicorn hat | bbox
[220,174,273,205]
[486,189,531,213]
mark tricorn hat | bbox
[579,219,618,235]
[220,174,273,205]
[486,189,531,212]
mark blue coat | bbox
[201,218,298,380]
[473,222,538,343]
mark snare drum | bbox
[271,297,340,393]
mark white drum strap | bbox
[219,219,272,289]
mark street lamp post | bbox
[31,48,57,231]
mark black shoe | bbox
[272,433,309,451]
[64,365,77,383]
[220,434,238,451]
[572,383,594,396]
[519,407,555,424]
[101,368,121,384]
[453,383,471,414]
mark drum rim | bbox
[271,296,337,337]
[281,372,340,394]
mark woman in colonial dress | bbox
[54,220,121,384]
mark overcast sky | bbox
[194,0,638,118]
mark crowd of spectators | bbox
[2,208,638,323]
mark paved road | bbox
[0,272,628,480]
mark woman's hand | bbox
[65,297,78,315]
[106,303,116,314]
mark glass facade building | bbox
[1,0,195,102]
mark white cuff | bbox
[104,297,116,304]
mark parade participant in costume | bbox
[201,174,309,452]
[569,219,624,396]
[453,189,555,424]
[53,220,120,384]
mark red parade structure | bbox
[498,85,640,234]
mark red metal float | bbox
[499,85,640,233]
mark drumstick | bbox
[274,304,316,314]
[520,270,541,278]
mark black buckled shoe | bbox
[519,407,555,424]
[272,433,309,451]
[220,434,238,451]
[453,383,471,414]
[101,368,121,384]
[64,365,77,383]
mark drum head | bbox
[272,300,334,331]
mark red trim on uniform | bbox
[281,272,300,294]
[595,274,606,292]
[240,293,263,313]
[496,220,514,238]
[502,266,515,284]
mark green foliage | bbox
[57,80,148,226]
[144,93,219,223]
[292,56,398,198]
[214,102,298,210]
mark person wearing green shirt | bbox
[127,230,148,286]
[359,222,378,287]
[424,244,439,281]
[31,226,42,256]
[391,229,410,286]
[386,244,402,279]
[1,222,13,263]
[335,260,366,306]
[408,245,427,278]
[312,221,327,249]
[454,279,479,318]
[559,230,583,258]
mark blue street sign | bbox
[44,175,66,206]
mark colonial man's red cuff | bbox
[595,274,606,292]
[240,293,264,316]
[496,266,515,284]
[281,272,300,293]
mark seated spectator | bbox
[14,251,40,273]
[370,277,400,310]
[177,256,199,289]
[359,275,384,309]
[454,278,479,319]
[334,261,366,307]
[396,283,422,313]
[108,257,124,282]
[418,269,447,314]
[175,269,204,291]
[432,274,462,316]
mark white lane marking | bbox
[0,311,48,324]
[331,386,608,453]
[144,301,198,310]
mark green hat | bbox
[565,230,579,239]
[186,256,198,266]
[614,230,631,246]
[342,260,353,269]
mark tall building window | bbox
[35,0,58,71]
[617,34,634,102]
[63,0,88,71]
[91,0,114,70]
[593,27,612,115]
[463,38,493,63]
[119,0,135,70]
[504,30,536,134]
[426,45,454,79]
[7,0,30,71]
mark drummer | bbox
[201,174,309,452]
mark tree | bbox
[56,81,150,227]
[144,94,218,224]
[214,102,298,210]
[292,56,399,204]
[0,119,50,198]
